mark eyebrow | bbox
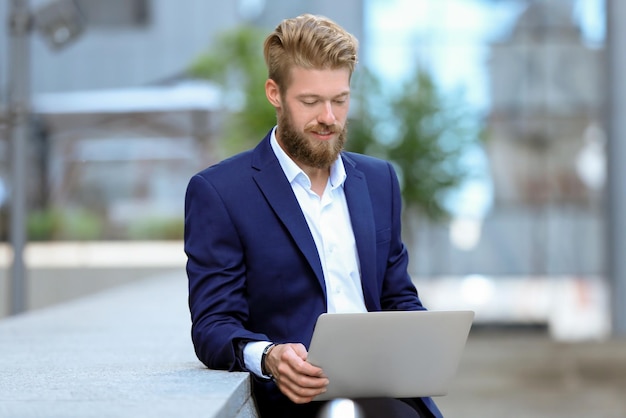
[296,91,350,101]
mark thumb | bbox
[290,343,309,361]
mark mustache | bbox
[306,123,341,134]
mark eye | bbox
[333,95,349,105]
[302,100,317,106]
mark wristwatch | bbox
[261,343,276,378]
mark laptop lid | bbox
[307,310,474,401]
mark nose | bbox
[317,101,336,126]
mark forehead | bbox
[284,67,351,97]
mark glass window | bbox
[75,0,151,28]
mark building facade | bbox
[0,0,364,239]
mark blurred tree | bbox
[27,208,103,241]
[188,25,275,156]
[349,67,482,221]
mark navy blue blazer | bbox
[184,130,442,417]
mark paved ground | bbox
[437,327,626,418]
[0,274,256,418]
[2,266,626,417]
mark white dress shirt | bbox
[244,127,367,377]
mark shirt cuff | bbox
[243,340,273,378]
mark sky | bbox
[365,0,605,112]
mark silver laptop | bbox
[307,310,474,401]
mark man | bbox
[184,14,443,418]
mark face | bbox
[266,67,351,169]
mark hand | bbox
[264,343,329,404]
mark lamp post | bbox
[5,0,84,314]
[607,0,626,337]
[7,0,30,315]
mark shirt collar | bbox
[270,126,347,189]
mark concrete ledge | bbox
[0,273,258,418]
[0,241,186,269]
[0,241,187,317]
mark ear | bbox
[265,79,282,108]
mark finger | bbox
[295,359,326,378]
[278,368,328,389]
[285,344,326,377]
[283,389,323,404]
[273,351,328,398]
[277,377,328,404]
[274,361,328,392]
[291,343,308,360]
[269,344,329,403]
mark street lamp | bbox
[5,0,83,315]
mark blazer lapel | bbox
[342,155,379,311]
[250,135,327,295]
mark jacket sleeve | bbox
[379,161,427,312]
[184,173,267,370]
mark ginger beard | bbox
[277,101,347,169]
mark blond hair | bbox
[263,14,358,91]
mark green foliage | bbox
[27,208,183,241]
[27,208,104,241]
[127,217,184,240]
[188,25,276,155]
[347,67,387,158]
[348,67,481,220]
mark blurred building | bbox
[0,0,364,240]
[484,0,605,275]
[31,82,220,239]
[488,0,605,205]
[1,0,363,94]
[411,0,606,279]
